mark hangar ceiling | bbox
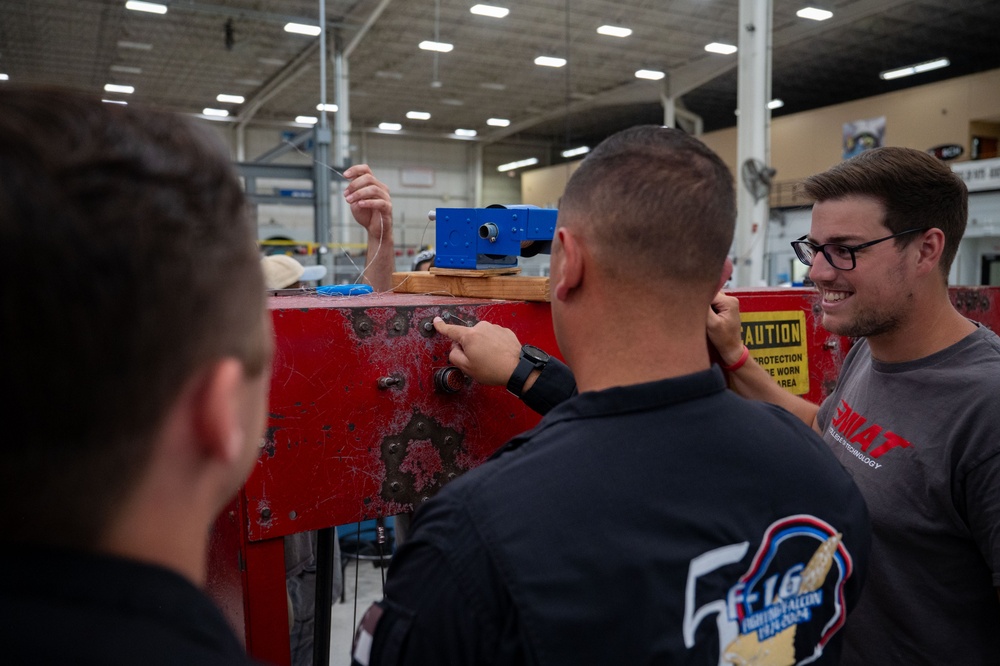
[2,0,999,156]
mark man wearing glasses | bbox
[709,146,1000,664]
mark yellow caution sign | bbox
[741,310,809,395]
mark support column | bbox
[733,0,773,287]
[314,2,333,283]
[469,142,484,208]
[334,35,353,249]
[661,79,676,129]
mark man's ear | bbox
[914,228,945,275]
[192,359,247,464]
[553,227,584,302]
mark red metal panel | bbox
[950,286,1000,331]
[242,537,291,666]
[206,286,1000,664]
[245,293,559,542]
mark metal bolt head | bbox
[390,481,401,492]
[260,508,272,521]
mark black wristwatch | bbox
[506,344,550,397]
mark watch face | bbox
[522,345,550,364]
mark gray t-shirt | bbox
[817,324,1000,664]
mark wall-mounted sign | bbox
[928,144,964,160]
[951,157,1000,193]
[740,310,810,396]
[842,116,885,160]
[401,167,435,187]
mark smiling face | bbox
[807,195,921,340]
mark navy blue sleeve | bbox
[351,492,526,666]
[521,357,576,415]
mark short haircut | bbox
[803,147,968,275]
[559,125,735,287]
[0,87,267,547]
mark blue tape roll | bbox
[315,284,374,296]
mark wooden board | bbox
[390,271,550,302]
[429,266,521,277]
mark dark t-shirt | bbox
[817,326,1000,664]
[0,546,261,665]
[354,367,871,665]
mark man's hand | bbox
[343,164,393,239]
[432,318,522,386]
[707,291,746,367]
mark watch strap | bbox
[506,356,537,397]
[506,347,548,397]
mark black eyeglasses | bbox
[790,227,927,271]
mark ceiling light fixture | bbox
[295,115,318,124]
[217,94,245,104]
[419,40,454,52]
[597,25,632,38]
[879,57,950,80]
[534,56,567,68]
[487,118,510,127]
[125,1,167,14]
[407,111,432,120]
[441,98,465,106]
[111,65,142,74]
[203,108,229,117]
[796,7,833,21]
[284,22,322,36]
[480,82,506,91]
[102,99,127,105]
[316,103,339,112]
[635,69,665,80]
[497,157,539,172]
[0,74,9,81]
[378,122,403,131]
[767,98,784,109]
[470,4,509,18]
[705,42,738,54]
[104,83,135,94]
[561,146,590,158]
[454,128,478,137]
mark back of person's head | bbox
[803,147,968,275]
[261,253,326,289]
[0,86,268,547]
[558,125,736,289]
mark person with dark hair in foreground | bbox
[352,126,871,666]
[0,86,271,664]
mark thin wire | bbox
[351,521,361,634]
[283,138,383,286]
